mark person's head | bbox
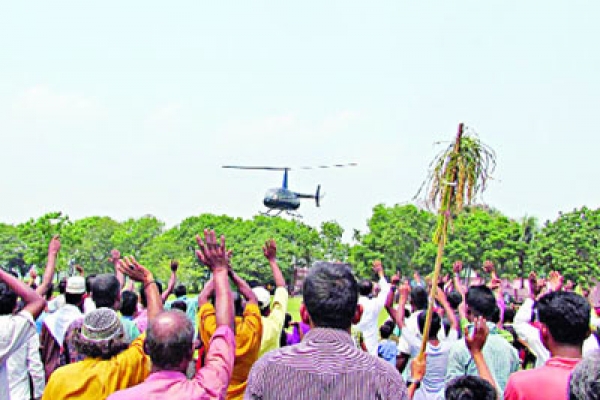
[85,274,97,294]
[44,283,55,301]
[411,286,429,311]
[418,310,441,339]
[284,313,292,329]
[380,323,393,340]
[503,308,515,324]
[140,280,163,308]
[447,291,463,310]
[232,291,244,317]
[445,376,498,400]
[145,311,194,372]
[358,279,373,297]
[300,262,361,330]
[535,291,591,350]
[170,300,187,313]
[91,274,121,310]
[465,285,497,321]
[58,278,67,295]
[73,308,128,359]
[491,305,501,324]
[65,276,86,307]
[174,284,187,299]
[120,290,138,317]
[0,282,17,315]
[252,286,271,317]
[569,350,600,400]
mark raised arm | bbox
[198,278,215,308]
[118,256,163,321]
[452,261,467,321]
[109,249,125,290]
[196,230,234,330]
[465,317,499,395]
[435,288,458,331]
[230,270,258,305]
[263,239,285,288]
[373,260,391,307]
[395,281,411,329]
[36,235,61,297]
[0,268,46,319]
[161,260,178,303]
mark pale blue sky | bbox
[1,1,599,238]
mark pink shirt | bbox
[504,357,580,400]
[107,326,235,400]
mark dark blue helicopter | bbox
[222,164,357,217]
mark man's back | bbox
[445,325,519,396]
[504,357,579,400]
[245,328,408,400]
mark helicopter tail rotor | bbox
[315,184,322,207]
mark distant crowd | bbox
[0,231,599,400]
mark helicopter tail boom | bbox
[295,184,322,207]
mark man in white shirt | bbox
[355,260,391,355]
[0,268,47,400]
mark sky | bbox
[1,1,599,240]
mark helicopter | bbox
[222,163,357,217]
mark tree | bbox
[530,207,600,285]
[17,212,70,270]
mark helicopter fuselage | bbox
[263,188,301,211]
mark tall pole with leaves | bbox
[415,123,496,359]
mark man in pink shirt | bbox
[504,291,591,400]
[108,230,236,400]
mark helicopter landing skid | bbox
[261,209,303,219]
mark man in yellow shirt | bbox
[253,239,289,358]
[43,257,162,400]
[198,270,262,400]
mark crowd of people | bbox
[0,231,599,399]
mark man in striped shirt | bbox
[245,262,408,400]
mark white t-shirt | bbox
[355,276,391,355]
[0,311,37,400]
[7,330,45,399]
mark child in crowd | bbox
[377,322,398,365]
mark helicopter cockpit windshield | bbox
[265,188,280,200]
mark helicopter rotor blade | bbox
[222,166,290,171]
[297,163,358,170]
[223,163,357,171]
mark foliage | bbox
[531,207,600,285]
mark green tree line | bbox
[1,205,598,288]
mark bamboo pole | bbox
[417,123,463,359]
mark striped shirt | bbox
[245,327,408,400]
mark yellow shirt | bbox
[198,303,262,400]
[258,287,289,358]
[42,334,150,400]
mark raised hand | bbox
[373,260,383,274]
[48,235,61,256]
[465,316,489,355]
[482,260,495,274]
[548,270,564,292]
[75,265,84,276]
[196,230,230,271]
[391,273,400,285]
[411,354,427,382]
[262,239,277,262]
[453,260,463,274]
[117,256,153,284]
[399,280,411,301]
[108,249,121,264]
[170,259,179,272]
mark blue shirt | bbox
[378,339,398,366]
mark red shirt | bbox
[504,357,580,400]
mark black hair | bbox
[284,313,292,329]
[140,280,163,308]
[45,283,55,301]
[65,293,84,306]
[232,291,244,317]
[145,311,194,370]
[411,286,429,311]
[85,274,97,294]
[0,282,17,315]
[358,280,373,297]
[445,376,497,400]
[91,274,120,308]
[504,308,516,324]
[58,278,67,295]
[536,291,591,346]
[418,311,441,339]
[447,291,463,310]
[171,300,187,313]
[466,285,497,320]
[380,323,393,339]
[174,284,187,298]
[491,306,501,324]
[120,290,138,317]
[303,262,358,330]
